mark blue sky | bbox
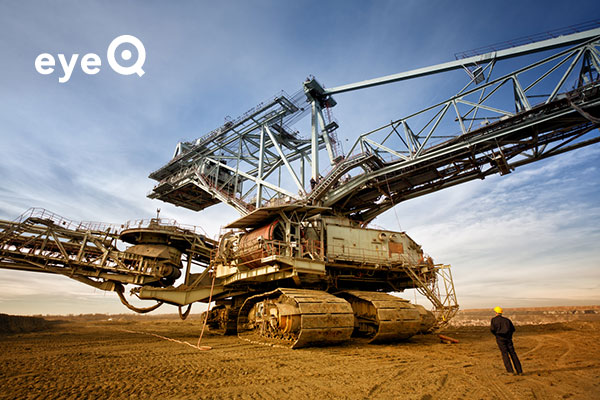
[0,1,599,314]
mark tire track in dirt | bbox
[525,333,573,367]
[516,334,559,399]
[366,366,406,398]
[361,341,487,399]
[509,331,595,400]
[430,331,566,400]
[2,320,599,399]
[552,334,574,366]
[433,341,516,400]
[522,336,543,357]
[477,369,521,400]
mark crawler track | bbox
[207,305,239,335]
[338,291,432,343]
[237,288,354,348]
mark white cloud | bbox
[375,146,600,309]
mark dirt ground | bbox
[1,311,599,400]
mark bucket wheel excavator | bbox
[2,23,600,347]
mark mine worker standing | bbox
[490,306,523,375]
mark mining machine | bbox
[2,23,600,348]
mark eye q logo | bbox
[35,35,146,83]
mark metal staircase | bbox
[306,152,383,203]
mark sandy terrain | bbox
[1,309,599,400]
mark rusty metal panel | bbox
[388,241,404,256]
[298,302,355,314]
[325,223,424,265]
[369,300,410,309]
[124,244,174,259]
[377,308,419,322]
[300,314,354,329]
[293,327,354,348]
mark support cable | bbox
[196,267,217,348]
[384,173,402,231]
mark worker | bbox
[490,306,523,375]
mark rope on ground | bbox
[237,335,292,349]
[115,269,216,351]
[116,328,212,351]
[116,268,217,351]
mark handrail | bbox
[11,207,208,237]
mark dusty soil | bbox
[1,311,599,400]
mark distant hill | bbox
[450,305,600,327]
[0,314,55,333]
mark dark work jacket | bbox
[490,315,515,340]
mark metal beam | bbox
[256,126,265,207]
[324,94,600,209]
[324,28,600,95]
[264,125,306,195]
[205,157,298,199]
[311,101,319,179]
[317,106,336,165]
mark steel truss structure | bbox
[0,208,215,311]
[149,26,600,224]
[401,263,458,330]
[148,89,341,213]
[321,28,600,222]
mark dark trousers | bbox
[496,337,522,373]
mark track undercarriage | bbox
[206,305,239,335]
[238,288,355,348]
[213,288,436,349]
[339,291,432,343]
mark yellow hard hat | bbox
[493,306,503,314]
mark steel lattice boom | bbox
[148,26,600,223]
[318,28,600,222]
[0,208,216,311]
[148,90,324,213]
